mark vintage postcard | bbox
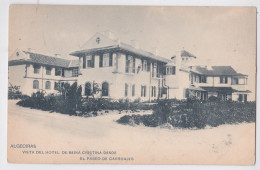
[7,5,256,164]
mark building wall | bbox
[77,52,163,101]
[192,75,232,87]
[8,65,27,94]
[9,63,77,96]
[166,69,190,100]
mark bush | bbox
[17,82,82,115]
[8,85,26,99]
[80,98,153,115]
[117,99,256,129]
[17,89,153,116]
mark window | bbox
[143,60,147,72]
[141,85,146,97]
[101,53,113,67]
[109,53,113,67]
[220,76,228,84]
[244,94,247,102]
[201,76,207,83]
[86,55,95,68]
[83,56,86,69]
[125,83,128,97]
[87,60,92,67]
[172,66,176,75]
[54,82,60,90]
[151,86,156,97]
[166,67,170,75]
[166,66,176,75]
[55,68,62,76]
[72,68,78,77]
[132,85,135,96]
[147,61,151,72]
[132,58,135,73]
[45,81,51,90]
[103,53,109,67]
[33,65,40,74]
[33,80,39,89]
[102,82,109,96]
[125,55,135,73]
[233,78,239,85]
[152,63,157,77]
[96,37,100,44]
[160,87,167,97]
[46,67,52,75]
[156,63,163,77]
[190,74,194,84]
[85,82,91,96]
[238,94,243,102]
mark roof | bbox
[181,50,197,58]
[233,90,251,93]
[26,51,79,68]
[188,86,206,91]
[201,87,236,92]
[70,32,169,63]
[190,66,243,76]
[9,50,79,68]
[119,42,170,63]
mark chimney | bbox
[116,38,121,45]
[130,40,139,49]
[151,47,159,56]
[103,30,115,40]
[175,50,182,66]
[171,55,176,64]
[206,59,213,70]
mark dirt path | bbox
[7,100,255,165]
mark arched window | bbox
[33,80,39,89]
[85,82,91,96]
[102,82,109,96]
[45,81,51,90]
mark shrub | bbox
[117,99,256,129]
[17,82,82,115]
[8,85,27,99]
[80,98,153,115]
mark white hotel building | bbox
[8,32,251,102]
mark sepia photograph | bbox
[7,4,256,165]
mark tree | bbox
[8,83,22,99]
[91,81,101,98]
[57,82,82,115]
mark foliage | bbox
[8,84,28,99]
[80,98,153,114]
[17,88,153,116]
[17,82,82,115]
[117,99,256,129]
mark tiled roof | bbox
[70,32,170,63]
[201,87,236,92]
[188,86,206,91]
[181,50,197,58]
[25,51,79,68]
[190,66,241,76]
[119,42,170,63]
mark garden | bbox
[14,82,256,129]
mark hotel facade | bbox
[8,32,251,102]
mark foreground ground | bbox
[7,100,255,164]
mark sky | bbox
[8,5,256,100]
